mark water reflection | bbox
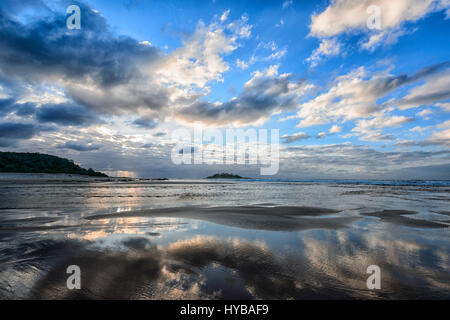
[0,228,445,299]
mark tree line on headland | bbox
[0,152,108,177]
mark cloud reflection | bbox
[3,230,444,299]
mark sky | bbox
[0,0,449,179]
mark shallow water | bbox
[0,175,449,299]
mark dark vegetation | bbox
[206,173,248,179]
[0,152,108,177]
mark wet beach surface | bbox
[0,175,449,299]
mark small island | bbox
[206,173,249,179]
[0,152,108,177]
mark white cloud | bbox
[157,18,250,89]
[397,120,450,146]
[424,120,450,145]
[360,28,411,51]
[437,119,450,129]
[295,67,381,127]
[227,14,252,38]
[416,108,433,119]
[351,113,414,141]
[427,129,450,145]
[294,62,449,128]
[251,41,287,64]
[257,41,277,51]
[410,125,432,133]
[17,85,68,105]
[264,47,287,61]
[306,38,341,67]
[317,132,326,139]
[139,40,152,46]
[236,59,249,69]
[309,0,450,50]
[329,125,342,134]
[435,102,450,112]
[310,0,448,37]
[276,19,285,27]
[220,9,230,22]
[282,0,293,9]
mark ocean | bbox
[0,173,449,299]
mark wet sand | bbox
[85,205,358,232]
[361,210,449,228]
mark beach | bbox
[0,174,449,299]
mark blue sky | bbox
[0,0,449,178]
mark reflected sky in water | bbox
[0,179,449,299]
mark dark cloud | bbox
[408,61,450,81]
[178,73,310,125]
[0,98,38,117]
[0,0,168,115]
[132,117,158,129]
[15,102,36,116]
[0,98,15,115]
[281,132,310,144]
[357,62,450,106]
[0,122,40,147]
[0,122,37,139]
[0,2,158,87]
[377,61,450,94]
[379,62,450,109]
[36,103,99,126]
[0,0,49,16]
[397,90,450,109]
[57,141,102,152]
